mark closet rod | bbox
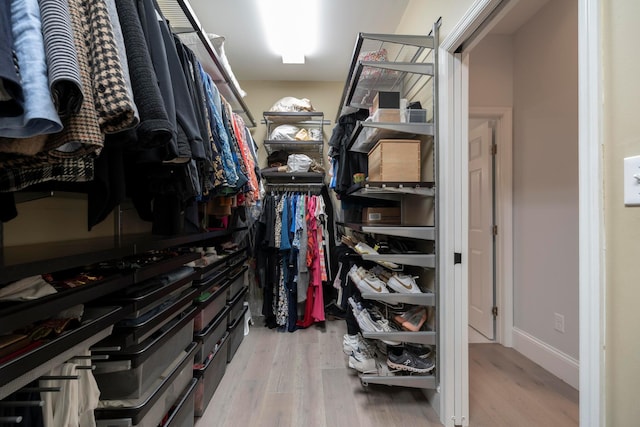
[266,183,325,188]
[20,387,60,393]
[39,375,78,381]
[0,401,44,407]
[69,355,109,360]
[0,416,22,424]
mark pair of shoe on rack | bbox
[393,305,428,332]
[387,344,435,374]
[348,265,388,294]
[371,266,423,294]
[352,241,400,270]
[348,265,422,294]
[348,297,401,345]
[343,333,378,373]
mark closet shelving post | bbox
[335,21,441,390]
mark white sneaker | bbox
[359,273,389,294]
[356,308,401,345]
[343,333,377,357]
[387,274,422,293]
[348,265,363,287]
[348,297,364,316]
[348,352,377,373]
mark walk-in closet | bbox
[1,0,591,426]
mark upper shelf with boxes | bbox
[335,33,436,198]
[261,111,328,184]
[263,111,325,162]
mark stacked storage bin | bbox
[92,259,200,427]
[192,249,248,417]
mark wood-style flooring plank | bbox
[291,341,327,427]
[468,343,579,427]
[197,319,578,427]
[322,367,363,427]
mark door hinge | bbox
[491,144,497,155]
[492,225,498,236]
[454,252,462,264]
[492,306,498,317]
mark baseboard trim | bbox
[512,327,579,390]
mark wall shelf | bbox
[359,373,436,389]
[263,140,324,156]
[260,172,325,184]
[361,292,435,306]
[338,222,435,240]
[362,331,436,346]
[0,274,132,335]
[262,111,326,124]
[336,33,435,121]
[348,121,434,154]
[0,230,237,284]
[0,306,123,400]
[347,183,435,199]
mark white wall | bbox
[512,0,579,360]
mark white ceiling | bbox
[187,0,550,83]
[188,0,410,82]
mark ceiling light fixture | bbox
[257,0,319,64]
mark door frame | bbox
[437,0,604,426]
[469,107,513,347]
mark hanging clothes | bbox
[1,0,62,138]
[0,0,260,232]
[254,188,329,331]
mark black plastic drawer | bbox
[194,306,230,363]
[226,265,248,302]
[227,306,248,363]
[228,286,248,327]
[194,332,229,417]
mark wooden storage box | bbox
[368,139,421,182]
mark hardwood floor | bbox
[468,343,579,427]
[195,319,578,427]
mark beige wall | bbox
[240,80,344,169]
[3,197,152,246]
[4,197,114,246]
[398,0,475,39]
[603,0,640,424]
[469,35,514,107]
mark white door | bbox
[468,120,495,339]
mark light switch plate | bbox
[624,155,640,206]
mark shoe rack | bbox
[335,20,441,390]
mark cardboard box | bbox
[362,207,401,224]
[368,139,421,182]
[372,91,400,113]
